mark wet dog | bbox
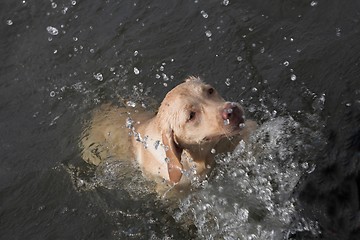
[81,76,256,194]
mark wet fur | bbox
[81,77,256,195]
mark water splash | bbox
[175,117,322,239]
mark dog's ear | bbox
[162,129,183,183]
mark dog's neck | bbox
[182,142,218,174]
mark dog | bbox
[81,76,256,194]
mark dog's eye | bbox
[188,111,196,121]
[207,88,214,95]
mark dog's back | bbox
[81,104,154,165]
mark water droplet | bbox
[225,78,231,86]
[236,56,243,62]
[126,117,134,128]
[310,1,318,7]
[211,148,216,154]
[222,0,230,6]
[62,7,68,14]
[50,91,56,97]
[159,66,164,71]
[252,87,258,92]
[73,37,78,41]
[336,27,341,37]
[312,93,325,112]
[134,50,138,56]
[301,162,309,169]
[51,2,57,8]
[162,73,169,81]
[6,19,13,25]
[71,0,77,5]
[290,74,297,81]
[205,30,212,37]
[89,48,95,53]
[133,67,140,75]
[200,10,208,18]
[154,140,160,150]
[53,49,58,54]
[155,74,160,79]
[46,26,59,36]
[283,61,289,66]
[93,73,103,81]
[126,101,136,108]
[223,119,230,125]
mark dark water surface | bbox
[1,0,360,239]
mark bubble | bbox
[46,26,59,36]
[200,10,208,18]
[133,67,140,75]
[93,72,103,81]
[290,74,297,81]
[205,30,212,37]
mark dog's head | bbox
[156,77,246,182]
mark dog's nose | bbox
[222,102,245,125]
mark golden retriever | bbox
[81,76,256,194]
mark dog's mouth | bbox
[201,121,246,143]
[221,102,245,128]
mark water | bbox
[1,0,360,239]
